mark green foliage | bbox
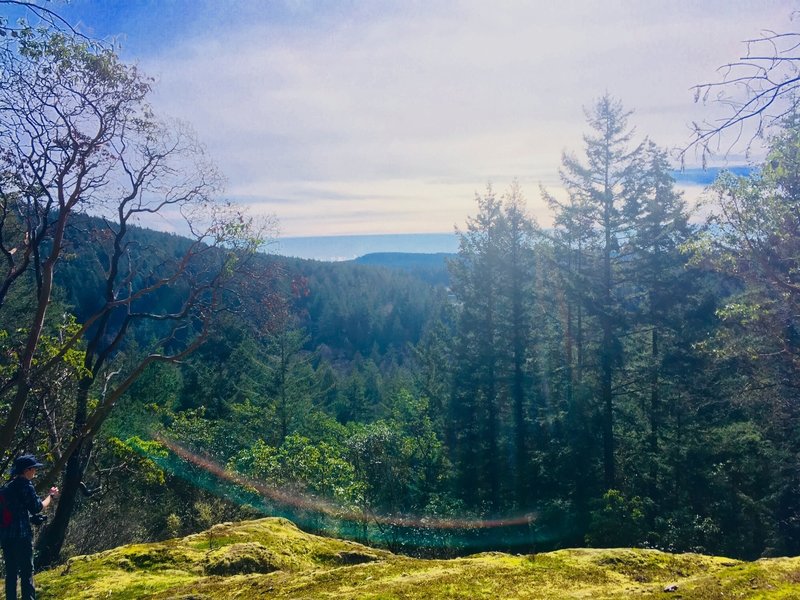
[586,490,647,548]
[5,31,800,565]
[107,436,168,485]
[232,435,364,509]
[448,184,539,511]
[165,513,181,539]
[0,285,88,386]
[72,113,800,560]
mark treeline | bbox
[52,99,800,563]
[446,98,747,555]
[441,101,800,559]
[437,101,800,560]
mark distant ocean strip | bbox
[272,168,757,262]
[670,166,752,185]
[273,233,459,262]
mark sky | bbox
[7,1,798,236]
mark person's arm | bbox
[40,486,59,510]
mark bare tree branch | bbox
[681,26,800,165]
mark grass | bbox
[34,517,800,599]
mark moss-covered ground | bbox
[34,517,800,599]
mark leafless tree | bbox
[683,24,800,165]
[0,1,91,39]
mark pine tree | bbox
[449,186,505,510]
[497,183,538,508]
[619,140,694,506]
[556,95,636,490]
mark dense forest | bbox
[3,8,800,571]
[18,102,800,564]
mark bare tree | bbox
[34,197,273,566]
[684,25,800,165]
[0,1,89,39]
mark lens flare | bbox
[147,433,571,551]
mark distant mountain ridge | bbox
[275,233,458,261]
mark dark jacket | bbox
[2,477,43,539]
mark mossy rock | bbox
[117,546,188,570]
[35,517,800,599]
[333,550,380,565]
[591,548,724,583]
[203,542,279,576]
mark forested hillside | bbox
[3,5,800,581]
[15,102,800,567]
[352,252,452,286]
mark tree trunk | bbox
[601,184,616,490]
[648,326,659,500]
[0,214,67,457]
[485,293,501,511]
[35,439,90,568]
[35,375,92,568]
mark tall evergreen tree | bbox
[497,183,538,508]
[448,184,540,511]
[619,140,695,506]
[449,186,505,510]
[555,95,636,490]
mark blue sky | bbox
[5,1,795,236]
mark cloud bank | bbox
[57,0,795,235]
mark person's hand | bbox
[49,486,59,498]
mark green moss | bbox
[203,542,279,575]
[651,557,800,600]
[588,548,732,583]
[34,517,800,599]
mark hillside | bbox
[37,517,800,599]
[54,216,445,365]
[351,252,453,286]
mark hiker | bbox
[0,455,59,600]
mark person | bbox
[0,455,59,600]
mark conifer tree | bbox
[497,183,538,508]
[449,186,505,509]
[555,95,636,490]
[619,140,694,505]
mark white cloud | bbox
[127,0,795,235]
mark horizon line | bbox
[278,231,457,240]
